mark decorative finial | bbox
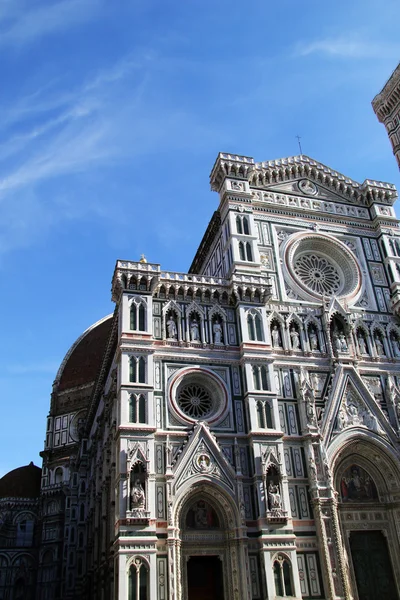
[139,254,147,263]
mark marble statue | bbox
[213,321,223,345]
[271,325,282,348]
[290,327,300,350]
[167,315,177,339]
[357,333,367,354]
[190,318,200,341]
[309,328,319,351]
[268,483,282,509]
[131,480,145,509]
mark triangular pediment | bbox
[321,366,397,447]
[172,422,236,494]
[262,179,351,205]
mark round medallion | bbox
[298,179,318,195]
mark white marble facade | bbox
[39,153,400,600]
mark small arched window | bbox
[138,357,146,382]
[247,311,263,342]
[138,305,146,330]
[247,314,255,340]
[246,242,253,261]
[130,301,146,332]
[256,401,273,429]
[129,559,149,600]
[236,216,243,234]
[273,556,293,597]
[255,313,263,340]
[252,366,269,390]
[243,217,250,235]
[239,241,245,261]
[129,395,146,424]
[129,357,146,383]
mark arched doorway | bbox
[333,440,400,600]
[173,484,246,600]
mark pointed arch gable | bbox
[127,441,148,467]
[268,310,285,325]
[185,301,205,319]
[208,304,227,321]
[286,312,303,329]
[321,366,397,447]
[162,299,182,316]
[353,318,370,335]
[387,323,400,338]
[371,322,386,337]
[326,297,350,324]
[172,422,236,497]
[304,314,322,331]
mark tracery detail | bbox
[293,254,341,295]
[177,384,213,419]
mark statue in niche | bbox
[268,482,282,509]
[130,479,145,509]
[339,332,348,352]
[309,327,319,351]
[391,336,400,357]
[213,320,223,345]
[271,325,282,348]
[190,317,200,341]
[357,331,368,355]
[290,327,300,350]
[332,328,341,352]
[167,314,177,339]
[375,335,385,356]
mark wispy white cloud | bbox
[0,50,226,257]
[295,37,400,60]
[0,0,103,47]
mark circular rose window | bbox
[293,253,342,295]
[169,367,228,425]
[177,384,213,419]
[283,232,362,302]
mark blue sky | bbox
[0,0,399,476]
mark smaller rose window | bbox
[177,384,213,419]
[294,254,341,295]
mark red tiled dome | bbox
[56,316,113,392]
[0,462,41,499]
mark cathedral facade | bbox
[5,152,400,600]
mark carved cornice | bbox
[372,62,400,120]
[248,155,397,207]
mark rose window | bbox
[169,368,229,425]
[177,384,213,419]
[293,254,341,295]
[282,232,362,302]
